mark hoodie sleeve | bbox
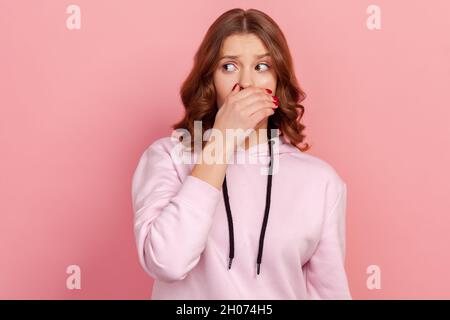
[131,140,222,283]
[304,181,352,299]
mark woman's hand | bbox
[212,84,278,154]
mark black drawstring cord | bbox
[222,175,234,270]
[256,128,274,275]
[222,127,274,276]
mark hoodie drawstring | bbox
[222,126,275,276]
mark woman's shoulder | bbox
[285,149,347,213]
[145,135,179,152]
[132,135,195,187]
[283,145,346,189]
[136,134,195,169]
[139,134,187,157]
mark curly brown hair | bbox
[172,8,311,152]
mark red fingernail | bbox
[265,88,272,94]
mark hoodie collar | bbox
[235,129,299,157]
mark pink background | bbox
[1,0,450,299]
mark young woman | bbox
[131,8,351,300]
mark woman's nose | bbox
[238,69,255,89]
[239,83,252,90]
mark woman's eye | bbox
[222,63,236,72]
[222,62,271,73]
[256,63,270,72]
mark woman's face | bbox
[213,33,277,109]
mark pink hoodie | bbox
[131,132,351,299]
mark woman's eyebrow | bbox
[220,52,271,60]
